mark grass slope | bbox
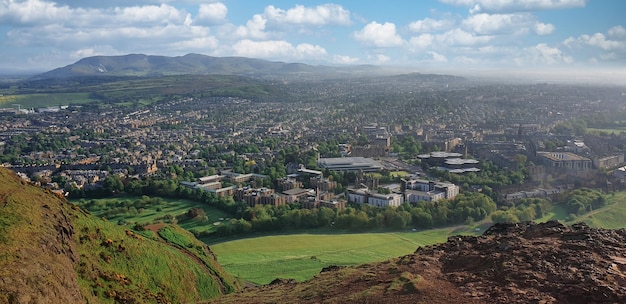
[569,191,626,229]
[0,168,240,303]
[211,228,462,285]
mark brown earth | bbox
[213,221,626,304]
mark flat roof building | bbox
[318,157,383,172]
[537,152,592,171]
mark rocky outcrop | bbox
[216,221,626,304]
[425,221,626,303]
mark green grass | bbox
[211,228,458,285]
[73,196,233,234]
[0,93,96,108]
[0,168,240,303]
[535,204,569,223]
[569,191,626,229]
[158,225,196,248]
[74,214,235,303]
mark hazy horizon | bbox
[1,0,625,79]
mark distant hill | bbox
[32,53,388,79]
[0,168,240,303]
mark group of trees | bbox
[491,188,607,223]
[430,160,526,193]
[0,132,74,163]
[491,198,552,223]
[562,188,606,216]
[213,191,497,236]
[71,155,608,239]
[74,172,501,236]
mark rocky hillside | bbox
[216,221,626,304]
[0,168,240,303]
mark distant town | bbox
[2,72,626,231]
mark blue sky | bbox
[1,0,625,76]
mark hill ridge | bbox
[32,53,384,79]
[0,168,240,303]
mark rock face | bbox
[432,221,626,303]
[216,221,626,304]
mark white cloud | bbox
[429,51,448,62]
[70,45,121,59]
[408,17,455,33]
[170,36,219,51]
[438,28,493,46]
[0,0,73,25]
[333,55,360,64]
[235,14,268,39]
[529,43,573,64]
[408,34,434,50]
[112,4,189,26]
[231,39,327,60]
[353,21,404,48]
[370,54,390,63]
[196,2,227,25]
[440,0,587,13]
[263,4,351,26]
[608,25,626,38]
[534,22,555,35]
[462,13,552,35]
[565,30,626,52]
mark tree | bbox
[491,210,519,223]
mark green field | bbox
[210,193,626,285]
[211,227,474,285]
[569,191,626,229]
[73,196,233,234]
[0,93,96,109]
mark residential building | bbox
[347,188,404,208]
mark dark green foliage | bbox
[561,188,606,215]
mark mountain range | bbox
[33,53,390,79]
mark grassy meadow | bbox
[210,227,474,285]
[209,194,626,285]
[568,191,626,229]
[0,93,96,109]
[72,196,233,234]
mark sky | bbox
[1,0,625,78]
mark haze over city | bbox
[1,0,625,82]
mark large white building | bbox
[402,178,459,203]
[347,188,404,208]
[405,190,446,202]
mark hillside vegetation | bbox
[0,168,240,303]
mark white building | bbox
[348,188,404,208]
[405,190,446,203]
[402,179,459,200]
